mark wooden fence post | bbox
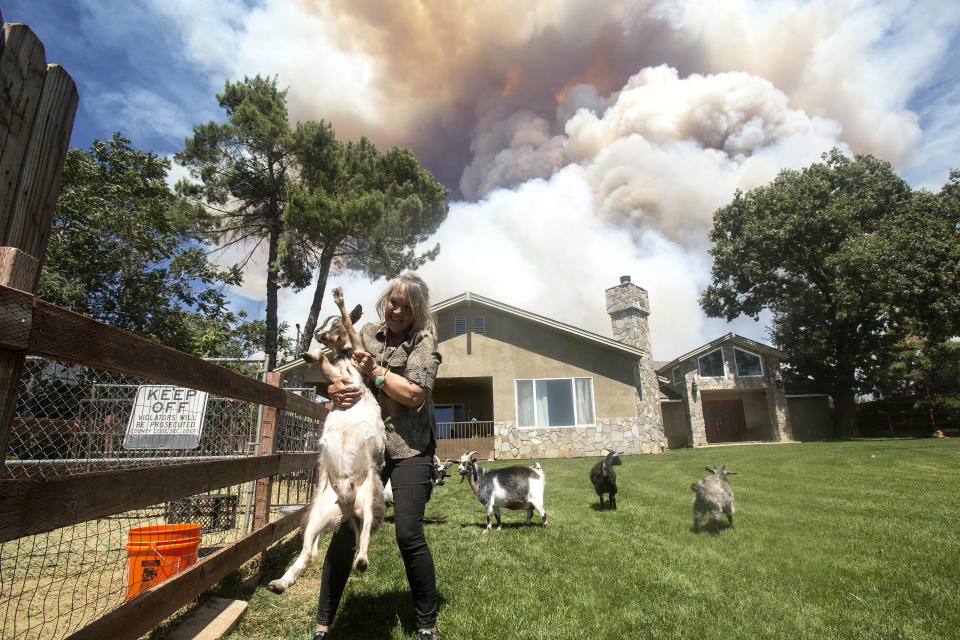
[253,372,280,529]
[0,16,78,470]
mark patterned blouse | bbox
[359,322,442,459]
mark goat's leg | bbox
[494,506,503,530]
[483,503,495,532]
[267,482,343,593]
[692,507,703,533]
[709,507,722,533]
[530,497,548,528]
[609,489,617,510]
[352,470,379,572]
[525,505,533,526]
[332,287,367,351]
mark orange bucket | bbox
[124,524,202,600]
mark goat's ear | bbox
[350,304,362,323]
[705,466,715,473]
[725,471,737,475]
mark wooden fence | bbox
[0,15,322,639]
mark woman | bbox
[312,272,442,640]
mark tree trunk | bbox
[832,384,860,438]
[298,247,334,356]
[265,224,280,371]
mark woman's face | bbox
[385,287,414,336]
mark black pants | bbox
[315,452,438,630]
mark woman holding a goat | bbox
[314,272,443,640]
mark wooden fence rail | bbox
[0,283,324,639]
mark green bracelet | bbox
[374,374,386,389]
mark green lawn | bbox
[219,439,960,640]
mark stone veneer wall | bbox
[494,419,667,460]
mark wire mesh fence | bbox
[1,357,324,640]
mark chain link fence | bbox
[1,356,323,640]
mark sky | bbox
[6,0,960,361]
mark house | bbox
[278,276,830,459]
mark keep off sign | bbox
[123,385,209,450]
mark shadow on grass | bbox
[690,522,734,535]
[589,502,618,512]
[385,513,449,526]
[458,520,548,531]
[334,588,448,637]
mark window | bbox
[734,348,763,377]
[698,349,724,377]
[672,367,683,384]
[472,316,486,335]
[454,316,466,336]
[515,377,595,427]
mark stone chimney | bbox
[605,275,651,353]
[605,276,663,437]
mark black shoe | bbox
[312,632,329,640]
[418,628,439,639]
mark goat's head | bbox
[432,455,454,486]
[313,304,363,355]
[606,449,623,467]
[705,465,737,480]
[457,451,478,480]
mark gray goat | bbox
[690,465,737,533]
[589,449,622,509]
[456,451,548,531]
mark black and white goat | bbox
[691,465,737,533]
[456,451,548,531]
[267,288,386,594]
[383,456,454,506]
[589,449,623,510]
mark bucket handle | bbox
[146,544,195,570]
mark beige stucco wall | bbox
[661,401,688,448]
[436,307,640,423]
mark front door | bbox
[702,399,745,443]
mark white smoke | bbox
[142,0,959,359]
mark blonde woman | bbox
[314,272,442,640]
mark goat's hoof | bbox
[266,580,288,594]
[332,287,343,304]
[353,556,368,572]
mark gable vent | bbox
[473,316,486,335]
[454,316,467,336]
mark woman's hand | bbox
[351,350,376,376]
[327,376,361,409]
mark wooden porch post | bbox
[0,16,78,470]
[253,372,281,529]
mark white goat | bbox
[690,465,737,533]
[383,456,453,506]
[267,288,386,594]
[456,451,548,531]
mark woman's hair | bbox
[376,272,437,339]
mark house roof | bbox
[655,332,787,373]
[275,290,645,374]
[433,291,645,358]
